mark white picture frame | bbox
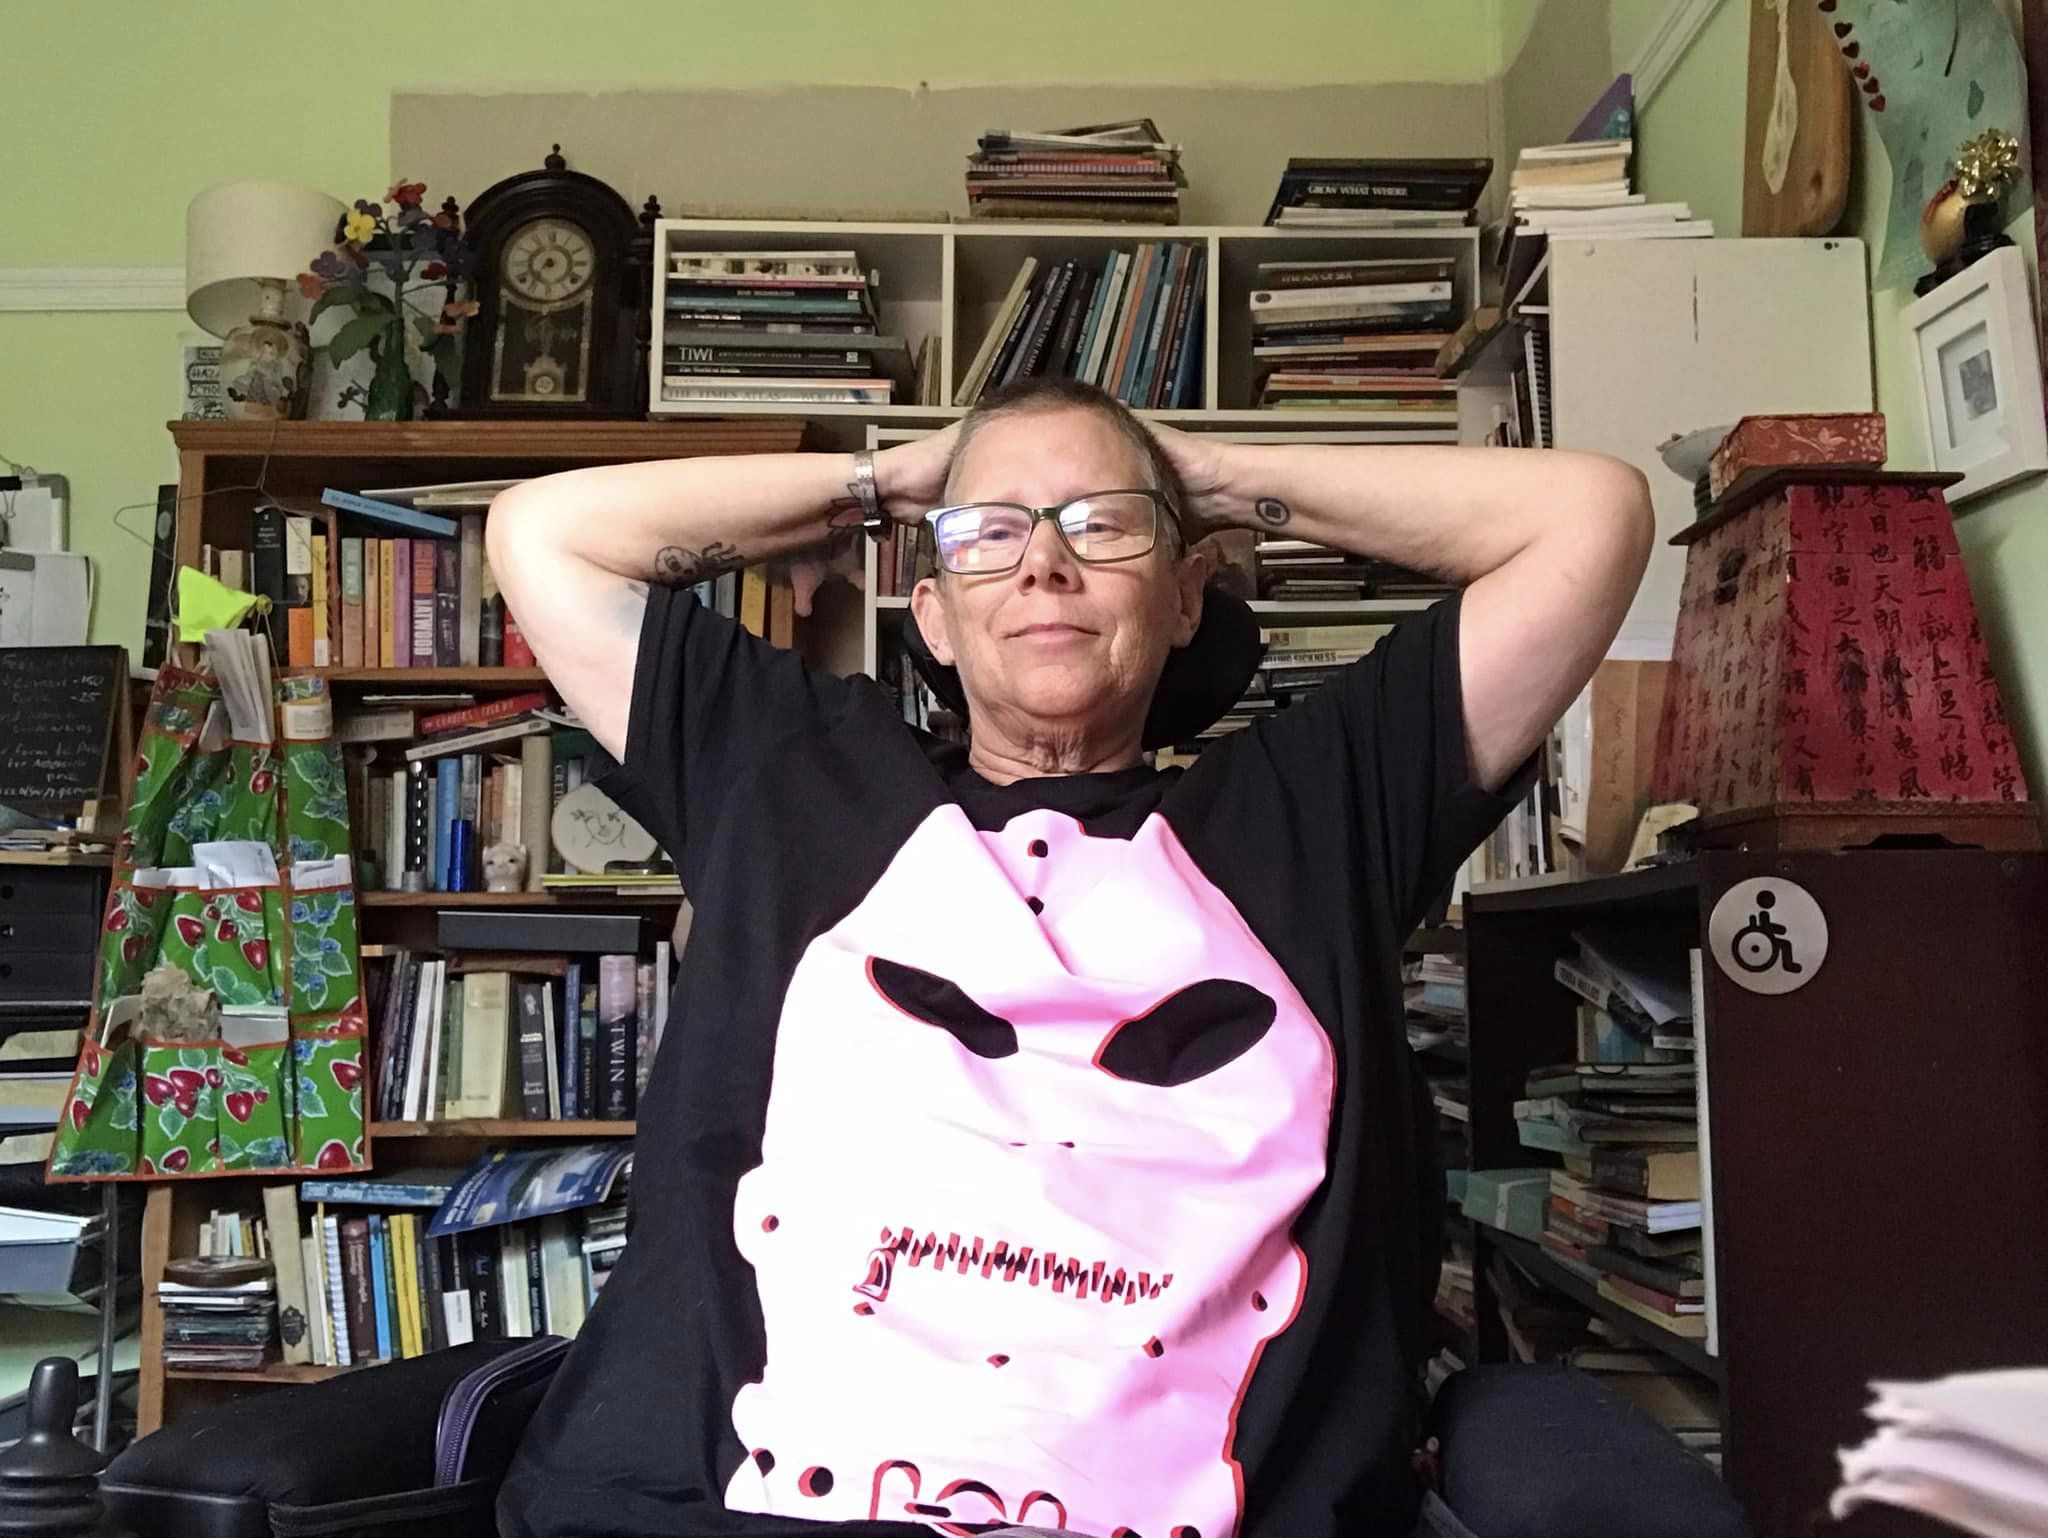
[1900,244,2048,504]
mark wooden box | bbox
[1706,412,1886,498]
[1652,470,2036,845]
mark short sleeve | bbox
[1178,592,1532,935]
[594,584,862,892]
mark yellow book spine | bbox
[310,533,331,667]
[378,539,397,668]
[739,568,769,637]
[396,1212,423,1357]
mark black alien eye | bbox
[868,957,1019,1059]
[1092,979,1276,1086]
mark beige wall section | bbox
[394,83,1497,232]
[1495,2,1618,161]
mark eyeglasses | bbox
[923,489,1177,576]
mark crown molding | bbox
[0,267,185,313]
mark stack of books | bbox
[965,120,1184,223]
[1166,621,1390,755]
[955,241,1205,408]
[1263,157,1491,229]
[1407,951,1468,1056]
[288,1146,630,1365]
[1248,256,1459,415]
[660,249,917,408]
[1255,537,1453,604]
[1498,137,1712,300]
[370,942,672,1125]
[158,1255,276,1371]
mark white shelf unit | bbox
[650,219,1481,447]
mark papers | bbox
[203,628,272,743]
[1835,1372,2048,1538]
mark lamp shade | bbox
[185,180,348,338]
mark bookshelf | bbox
[1459,851,2048,1534]
[137,417,807,1435]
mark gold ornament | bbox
[1953,129,2020,204]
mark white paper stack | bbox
[1834,1371,2048,1538]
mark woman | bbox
[485,377,1653,1538]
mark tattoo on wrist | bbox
[1253,496,1292,527]
[652,541,746,586]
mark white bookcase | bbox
[650,218,1485,681]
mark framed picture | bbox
[1901,244,2048,504]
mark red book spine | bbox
[417,691,548,736]
[392,537,413,669]
[502,606,535,668]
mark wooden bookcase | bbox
[139,418,807,1433]
[1462,851,2048,1537]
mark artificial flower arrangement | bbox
[298,180,478,419]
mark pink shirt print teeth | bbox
[724,804,1337,1538]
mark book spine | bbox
[369,1213,394,1360]
[1019,262,1078,379]
[480,556,504,668]
[1133,245,1185,407]
[1108,244,1159,400]
[251,507,287,662]
[262,1185,313,1365]
[739,569,768,637]
[310,532,331,667]
[404,761,430,887]
[461,1231,502,1340]
[598,955,636,1119]
[340,539,364,669]
[339,1217,375,1362]
[390,1211,418,1357]
[634,961,656,1102]
[284,515,315,668]
[418,692,549,735]
[391,537,412,669]
[323,1211,354,1367]
[436,971,465,1120]
[418,1217,446,1354]
[458,515,483,667]
[435,540,460,666]
[1151,246,1196,409]
[1047,266,1098,380]
[516,980,550,1119]
[411,542,437,665]
[577,981,599,1120]
[435,759,459,890]
[998,264,1064,390]
[301,1228,329,1366]
[1167,246,1207,409]
[321,486,459,537]
[363,538,382,673]
[502,605,535,668]
[525,1227,547,1335]
[520,733,553,890]
[561,961,582,1119]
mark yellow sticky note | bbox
[175,566,262,643]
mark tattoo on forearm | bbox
[1254,496,1292,527]
[652,541,746,586]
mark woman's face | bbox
[909,408,1203,750]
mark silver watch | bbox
[852,449,885,541]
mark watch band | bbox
[851,450,885,540]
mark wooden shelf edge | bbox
[1480,1224,1725,1384]
[361,889,682,908]
[315,667,547,686]
[167,1363,342,1385]
[369,1119,634,1139]
[167,419,810,456]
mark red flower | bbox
[143,1075,173,1107]
[224,1091,255,1123]
[106,907,129,933]
[420,261,447,281]
[235,890,263,914]
[69,1099,89,1130]
[296,272,325,302]
[161,1147,190,1172]
[242,939,270,973]
[315,1140,353,1170]
[331,1058,362,1092]
[174,915,204,948]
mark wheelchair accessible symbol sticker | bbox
[1708,877,1828,995]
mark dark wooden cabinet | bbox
[1465,851,2048,1538]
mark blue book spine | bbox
[368,1215,393,1360]
[1132,244,1186,407]
[1168,247,1207,409]
[561,961,582,1119]
[298,1180,451,1206]
[447,820,474,894]
[434,760,459,890]
[1116,245,1165,403]
[1069,249,1119,383]
[319,487,459,539]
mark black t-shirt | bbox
[498,586,1520,1538]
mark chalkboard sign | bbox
[0,645,125,810]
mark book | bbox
[410,541,437,664]
[363,539,383,671]
[1596,1277,1708,1338]
[458,516,483,667]
[451,970,513,1121]
[597,955,637,1119]
[515,979,552,1120]
[320,487,459,538]
[339,538,364,668]
[561,960,584,1119]
[368,1213,394,1360]
[1583,1243,1707,1300]
[261,1185,313,1364]
[427,1143,636,1237]
[391,536,412,669]
[300,1169,460,1206]
[739,569,769,637]
[1590,1148,1701,1201]
[403,716,550,763]
[338,1216,375,1361]
[434,540,459,666]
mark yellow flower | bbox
[342,209,377,244]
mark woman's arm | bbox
[1156,431,1654,792]
[485,424,959,759]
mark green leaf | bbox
[430,334,459,379]
[327,310,387,365]
[413,313,439,346]
[159,1105,186,1140]
[307,287,354,326]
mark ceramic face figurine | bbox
[482,841,528,894]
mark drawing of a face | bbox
[724,805,1334,1538]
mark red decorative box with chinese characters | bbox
[1653,470,2038,847]
[1706,413,1887,499]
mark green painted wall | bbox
[1,0,1504,658]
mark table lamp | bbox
[186,181,347,421]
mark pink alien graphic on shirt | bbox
[723,801,1337,1538]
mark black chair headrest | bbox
[897,586,1263,752]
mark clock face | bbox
[502,217,596,305]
